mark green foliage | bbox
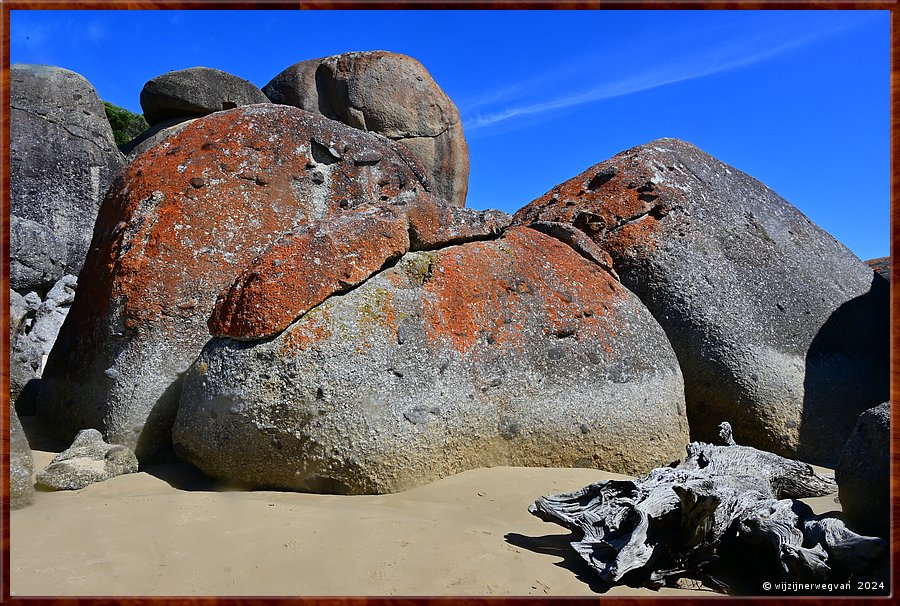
[103,101,149,147]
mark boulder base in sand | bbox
[174,227,689,494]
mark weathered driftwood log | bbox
[529,423,887,594]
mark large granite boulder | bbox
[11,64,125,276]
[835,402,890,538]
[512,138,889,464]
[10,215,65,292]
[140,67,269,124]
[36,428,138,490]
[10,405,35,509]
[264,51,469,207]
[173,227,689,494]
[37,104,448,461]
[11,274,77,410]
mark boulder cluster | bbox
[9,52,889,526]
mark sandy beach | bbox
[10,418,841,598]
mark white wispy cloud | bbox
[11,14,114,60]
[85,21,109,43]
[463,15,875,133]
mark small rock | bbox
[10,290,28,339]
[36,428,138,490]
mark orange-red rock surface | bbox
[174,227,689,494]
[38,104,436,459]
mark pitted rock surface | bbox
[835,402,890,538]
[36,428,138,490]
[38,105,437,460]
[10,216,65,292]
[209,196,510,340]
[264,51,469,207]
[140,67,269,124]
[11,64,125,275]
[10,405,35,509]
[209,205,411,340]
[406,202,510,250]
[173,227,689,494]
[513,138,889,463]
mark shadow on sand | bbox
[19,411,224,492]
[504,531,612,594]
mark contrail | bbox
[464,15,875,133]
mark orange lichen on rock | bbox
[208,189,508,341]
[42,103,435,436]
[280,305,334,356]
[512,153,677,260]
[406,195,509,249]
[422,227,626,355]
[210,205,410,340]
[57,104,428,344]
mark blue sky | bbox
[10,10,890,259]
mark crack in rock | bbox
[12,104,114,154]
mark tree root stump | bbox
[529,423,888,595]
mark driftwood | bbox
[529,423,887,594]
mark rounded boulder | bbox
[835,402,890,538]
[173,227,689,494]
[11,64,125,276]
[140,66,269,124]
[513,138,889,463]
[38,104,435,461]
[264,51,469,207]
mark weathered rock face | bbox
[35,428,138,491]
[513,138,889,464]
[10,216,65,292]
[835,402,890,538]
[208,198,511,341]
[173,227,689,494]
[11,290,30,339]
[11,64,125,276]
[38,104,441,461]
[140,67,269,124]
[11,275,77,411]
[264,51,469,207]
[10,405,35,509]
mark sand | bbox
[10,421,841,597]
